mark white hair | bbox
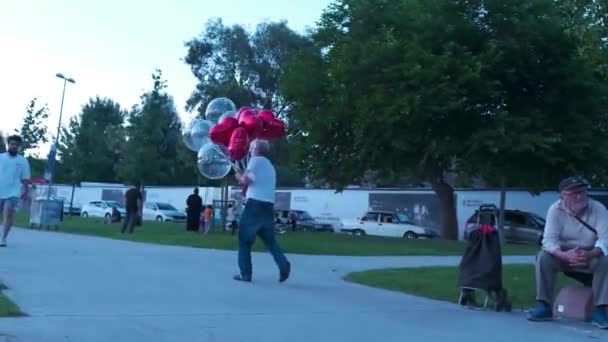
[251,139,270,155]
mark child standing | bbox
[203,205,214,234]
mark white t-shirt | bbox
[227,207,235,221]
[0,152,30,199]
[245,156,276,204]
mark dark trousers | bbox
[121,211,138,234]
[238,199,289,278]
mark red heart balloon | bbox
[228,127,249,160]
[239,112,263,138]
[209,116,239,146]
[258,110,275,124]
[219,114,238,125]
[259,119,286,139]
[236,107,253,121]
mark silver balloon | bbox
[197,143,232,179]
[182,125,198,152]
[218,110,237,123]
[205,98,237,123]
[190,119,213,151]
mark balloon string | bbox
[230,161,241,173]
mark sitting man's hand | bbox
[561,247,591,268]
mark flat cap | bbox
[559,176,589,192]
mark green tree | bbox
[16,98,50,155]
[184,19,312,186]
[57,97,126,184]
[284,0,491,239]
[184,18,313,115]
[461,0,608,190]
[118,70,196,186]
[282,0,608,239]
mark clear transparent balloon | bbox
[205,98,237,123]
[197,143,232,179]
[182,125,197,152]
[189,119,213,151]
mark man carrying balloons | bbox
[181,96,290,282]
[233,139,291,283]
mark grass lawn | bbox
[15,214,540,256]
[0,283,23,317]
[345,264,580,309]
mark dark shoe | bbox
[233,274,251,282]
[279,262,291,283]
[592,307,608,329]
[527,301,553,321]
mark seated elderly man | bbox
[527,176,608,328]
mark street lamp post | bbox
[53,73,75,148]
[45,73,75,202]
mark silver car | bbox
[464,208,546,245]
[143,202,186,222]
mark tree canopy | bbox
[282,0,608,238]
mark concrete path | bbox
[0,229,603,342]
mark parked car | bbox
[463,207,546,245]
[81,201,126,220]
[143,202,186,222]
[340,211,439,239]
[55,196,81,216]
[274,209,335,232]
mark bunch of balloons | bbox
[182,97,287,180]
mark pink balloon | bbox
[259,119,286,139]
[209,116,239,146]
[236,107,253,121]
[239,112,263,138]
[228,127,249,160]
[258,110,275,124]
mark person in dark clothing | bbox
[105,207,121,224]
[122,182,142,234]
[186,188,203,232]
[288,211,297,232]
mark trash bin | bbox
[30,198,63,230]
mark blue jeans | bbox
[238,199,289,278]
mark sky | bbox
[0,0,331,154]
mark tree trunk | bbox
[426,159,458,240]
[68,184,76,220]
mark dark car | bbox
[464,207,546,245]
[275,210,334,232]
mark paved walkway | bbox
[0,229,603,341]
